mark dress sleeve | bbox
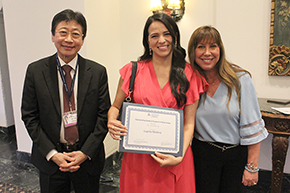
[119,62,134,97]
[185,63,208,105]
[239,73,268,145]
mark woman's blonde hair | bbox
[188,26,251,111]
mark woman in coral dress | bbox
[107,13,207,193]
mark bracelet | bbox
[245,162,259,173]
[245,165,259,173]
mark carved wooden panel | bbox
[269,0,290,76]
[271,135,289,192]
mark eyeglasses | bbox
[55,30,83,39]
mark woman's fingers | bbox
[108,124,128,140]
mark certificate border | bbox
[119,102,184,157]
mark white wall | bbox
[3,0,290,172]
[83,0,123,157]
[215,1,290,99]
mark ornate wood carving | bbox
[274,120,290,133]
[262,113,290,193]
[268,0,290,76]
[259,98,290,193]
[271,135,289,192]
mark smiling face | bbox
[52,20,84,63]
[148,21,173,60]
[194,40,220,73]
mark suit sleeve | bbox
[21,64,56,157]
[80,66,111,160]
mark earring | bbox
[149,48,152,55]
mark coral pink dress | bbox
[119,60,206,193]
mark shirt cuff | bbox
[46,149,58,161]
[81,151,91,160]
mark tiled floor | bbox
[0,126,290,193]
[0,126,120,193]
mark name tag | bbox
[63,110,77,127]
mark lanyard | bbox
[56,55,78,104]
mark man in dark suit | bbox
[21,9,110,193]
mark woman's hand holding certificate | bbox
[108,108,128,140]
[151,152,183,167]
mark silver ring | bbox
[253,182,257,186]
[112,126,115,129]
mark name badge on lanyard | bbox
[56,55,78,128]
[63,111,77,127]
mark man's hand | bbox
[51,152,77,172]
[60,151,88,172]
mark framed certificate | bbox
[119,102,184,157]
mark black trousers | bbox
[39,161,100,193]
[192,138,247,193]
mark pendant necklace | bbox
[208,77,218,85]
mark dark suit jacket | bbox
[21,53,110,175]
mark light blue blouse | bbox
[194,73,268,145]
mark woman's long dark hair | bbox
[139,13,189,107]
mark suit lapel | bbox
[43,54,61,116]
[77,55,92,117]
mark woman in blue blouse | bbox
[188,26,268,192]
